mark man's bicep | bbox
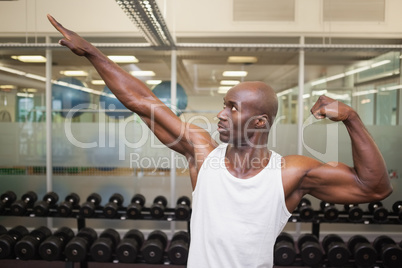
[302,161,376,204]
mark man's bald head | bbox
[228,81,278,127]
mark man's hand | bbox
[47,14,91,57]
[310,95,353,122]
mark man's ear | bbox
[255,114,269,129]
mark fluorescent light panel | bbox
[60,70,88,76]
[222,71,248,77]
[11,55,46,63]
[91,80,106,85]
[220,80,240,86]
[107,55,139,63]
[227,56,258,64]
[146,80,162,85]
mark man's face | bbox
[216,87,261,146]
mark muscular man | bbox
[47,15,392,268]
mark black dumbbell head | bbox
[373,235,402,268]
[141,230,168,264]
[58,193,80,217]
[274,233,296,266]
[347,205,363,222]
[38,227,74,261]
[65,193,80,205]
[0,225,29,259]
[150,196,168,219]
[322,234,349,267]
[168,231,190,265]
[1,191,17,205]
[65,227,97,262]
[392,201,402,222]
[34,192,59,216]
[348,235,377,268]
[90,229,121,262]
[86,193,102,205]
[10,191,38,215]
[297,234,322,266]
[131,194,146,206]
[177,196,191,206]
[109,193,124,205]
[116,230,144,263]
[153,196,168,207]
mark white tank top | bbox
[187,143,291,268]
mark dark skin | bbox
[47,14,393,213]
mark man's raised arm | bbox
[293,96,392,205]
[47,14,216,157]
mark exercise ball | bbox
[99,86,132,119]
[152,81,187,115]
[52,77,90,118]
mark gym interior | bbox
[0,0,402,267]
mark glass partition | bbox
[0,40,401,235]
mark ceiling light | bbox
[107,55,139,63]
[17,92,34,98]
[146,80,162,85]
[0,85,16,90]
[345,66,369,76]
[60,70,88,76]
[130,70,155,76]
[23,88,38,93]
[227,56,258,64]
[371,60,390,68]
[220,80,240,85]
[115,0,175,47]
[11,55,46,63]
[91,80,106,85]
[222,71,248,77]
[218,86,232,94]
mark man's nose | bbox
[217,109,227,120]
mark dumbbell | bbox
[368,201,388,223]
[344,204,364,223]
[322,234,350,267]
[297,198,315,221]
[10,191,38,216]
[141,230,168,264]
[14,226,52,260]
[90,228,121,262]
[0,191,17,214]
[58,193,80,217]
[126,194,145,219]
[115,229,144,263]
[79,193,102,217]
[33,191,59,216]
[392,201,402,223]
[274,232,296,266]
[347,235,377,268]
[168,231,190,265]
[38,226,74,261]
[150,196,168,219]
[297,233,323,266]
[0,225,29,259]
[320,201,339,221]
[103,193,124,218]
[64,227,98,262]
[175,196,191,220]
[373,235,402,268]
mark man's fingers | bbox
[47,14,69,37]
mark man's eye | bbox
[231,106,237,111]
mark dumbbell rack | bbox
[285,205,401,267]
[0,202,191,268]
[289,208,401,239]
